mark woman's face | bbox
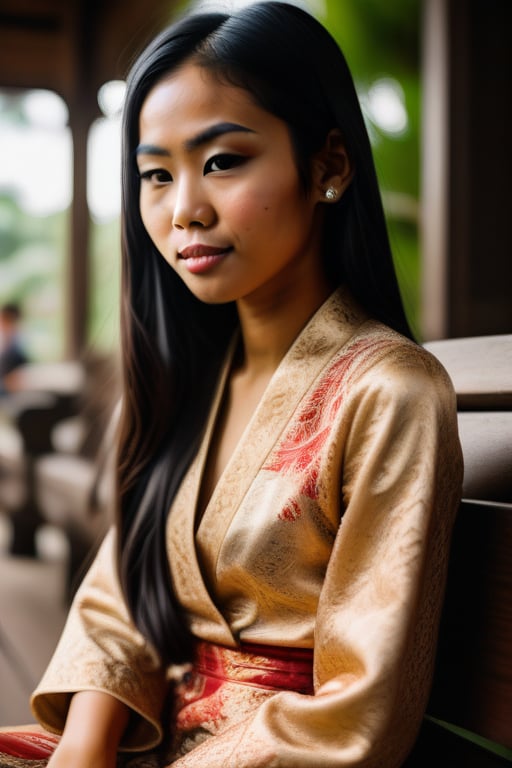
[137,62,328,307]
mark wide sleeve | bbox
[30,527,169,751]
[169,349,463,767]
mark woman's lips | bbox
[178,245,232,275]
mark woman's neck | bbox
[236,278,333,378]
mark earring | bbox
[325,187,338,201]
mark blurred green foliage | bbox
[320,0,421,335]
[0,193,67,360]
[89,216,121,351]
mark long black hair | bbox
[117,1,414,666]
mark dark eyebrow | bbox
[135,144,170,158]
[135,122,255,158]
[184,122,255,151]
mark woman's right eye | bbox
[139,169,172,184]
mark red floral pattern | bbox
[264,336,393,521]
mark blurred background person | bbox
[0,303,28,395]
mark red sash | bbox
[0,641,314,764]
[173,640,313,739]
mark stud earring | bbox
[325,187,338,201]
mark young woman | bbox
[0,3,462,766]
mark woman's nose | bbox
[171,179,215,230]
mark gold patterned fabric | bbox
[0,642,312,766]
[27,288,462,766]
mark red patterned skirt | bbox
[0,641,313,766]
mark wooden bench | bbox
[405,335,512,766]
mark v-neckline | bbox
[165,286,368,645]
[194,288,363,545]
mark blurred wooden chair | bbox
[0,352,119,591]
[0,362,85,554]
[32,353,120,595]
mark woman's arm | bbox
[31,529,168,752]
[47,690,130,768]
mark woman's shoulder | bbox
[345,317,458,407]
[302,288,457,406]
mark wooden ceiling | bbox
[0,0,177,110]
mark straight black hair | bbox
[117,1,414,665]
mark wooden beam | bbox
[421,0,449,340]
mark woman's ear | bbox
[311,128,353,204]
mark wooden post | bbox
[421,0,512,340]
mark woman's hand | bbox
[47,690,130,768]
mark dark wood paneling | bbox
[447,0,512,336]
[428,500,512,749]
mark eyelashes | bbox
[139,153,247,184]
[139,168,172,183]
[203,153,246,173]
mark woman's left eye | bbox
[204,154,245,174]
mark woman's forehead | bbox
[142,64,248,119]
[138,62,284,145]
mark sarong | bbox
[0,641,314,767]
